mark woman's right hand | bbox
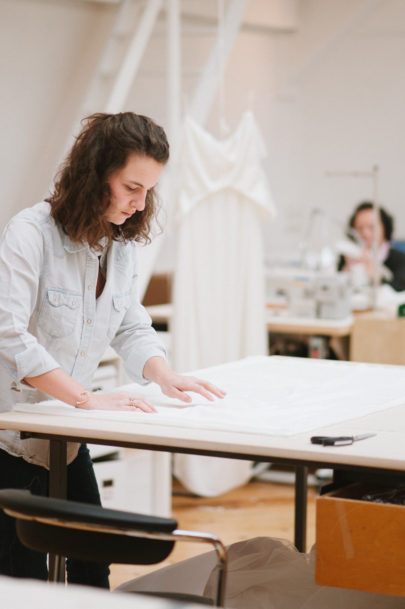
[24,368,157,413]
[77,391,156,413]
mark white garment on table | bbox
[0,574,141,609]
[172,112,276,496]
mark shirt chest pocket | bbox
[38,289,81,338]
[107,294,131,339]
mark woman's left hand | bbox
[143,356,226,403]
[158,371,226,403]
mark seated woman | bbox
[338,201,405,292]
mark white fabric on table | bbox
[171,112,276,496]
[16,355,405,436]
[0,574,153,609]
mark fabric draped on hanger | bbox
[172,112,276,496]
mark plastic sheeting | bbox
[119,537,405,609]
[171,113,276,496]
[204,537,404,609]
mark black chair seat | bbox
[0,489,176,564]
[0,488,227,605]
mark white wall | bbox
[0,0,114,224]
[263,0,405,260]
[1,0,405,267]
[124,0,405,271]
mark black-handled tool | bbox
[310,433,376,446]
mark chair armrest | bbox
[0,489,177,533]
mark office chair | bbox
[0,489,227,607]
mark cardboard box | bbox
[316,482,405,596]
[350,312,405,365]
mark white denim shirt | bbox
[0,202,166,468]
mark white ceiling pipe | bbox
[135,0,182,301]
[188,0,248,127]
[105,0,164,113]
[166,0,181,148]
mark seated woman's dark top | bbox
[338,246,405,292]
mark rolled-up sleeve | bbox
[0,217,60,384]
[111,299,166,384]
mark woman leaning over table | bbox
[0,112,224,586]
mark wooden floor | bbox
[109,472,318,590]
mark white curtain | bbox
[172,112,276,496]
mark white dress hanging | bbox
[173,111,276,372]
[172,112,276,496]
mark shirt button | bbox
[88,285,93,291]
[87,318,92,325]
[80,351,86,357]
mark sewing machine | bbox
[266,267,351,320]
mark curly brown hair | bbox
[48,112,170,249]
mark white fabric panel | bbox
[0,573,167,609]
[172,192,268,372]
[171,113,276,496]
[19,355,405,435]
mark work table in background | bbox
[145,303,405,366]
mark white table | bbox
[264,309,353,337]
[0,574,201,609]
[1,356,405,554]
[146,303,354,360]
[146,303,354,338]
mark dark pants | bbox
[0,444,110,588]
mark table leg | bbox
[48,439,67,583]
[294,465,308,552]
[49,439,67,499]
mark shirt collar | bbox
[62,233,108,256]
